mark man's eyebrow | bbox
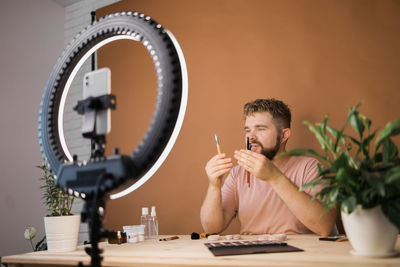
[244,124,268,129]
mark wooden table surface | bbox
[3,234,400,267]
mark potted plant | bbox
[284,104,400,257]
[38,164,81,253]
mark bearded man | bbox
[200,99,336,236]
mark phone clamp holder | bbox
[74,94,116,159]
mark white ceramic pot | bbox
[44,214,81,253]
[341,205,398,257]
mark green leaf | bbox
[362,131,376,148]
[373,152,383,164]
[299,178,324,192]
[280,148,328,162]
[382,200,400,229]
[341,196,357,213]
[382,138,399,164]
[364,172,385,197]
[329,186,339,202]
[345,131,375,159]
[34,236,47,251]
[333,103,362,152]
[374,120,400,152]
[303,121,329,152]
[332,152,350,169]
[326,126,345,145]
[346,135,360,147]
[320,115,329,135]
[360,188,373,204]
[318,164,337,177]
[385,166,400,184]
[350,110,365,139]
[316,186,338,206]
[336,167,346,179]
[363,116,372,132]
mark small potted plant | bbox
[38,164,81,253]
[284,104,400,257]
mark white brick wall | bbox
[63,0,120,244]
[63,0,121,163]
[65,0,120,45]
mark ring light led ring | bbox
[38,12,188,200]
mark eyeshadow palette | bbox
[204,240,303,256]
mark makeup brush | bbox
[214,134,222,154]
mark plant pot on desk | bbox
[341,205,398,257]
[44,214,81,253]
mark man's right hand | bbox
[205,153,233,188]
[201,153,234,233]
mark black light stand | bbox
[90,11,96,72]
[74,94,116,267]
[78,173,112,267]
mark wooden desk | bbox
[3,234,400,266]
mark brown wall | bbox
[97,0,400,235]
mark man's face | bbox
[244,112,282,160]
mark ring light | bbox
[38,12,188,200]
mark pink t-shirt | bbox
[221,155,320,234]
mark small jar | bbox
[123,226,139,243]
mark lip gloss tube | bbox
[246,136,250,187]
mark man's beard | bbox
[252,134,282,160]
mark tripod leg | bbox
[79,197,105,267]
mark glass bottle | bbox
[140,207,150,238]
[149,206,159,238]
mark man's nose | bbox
[247,132,257,141]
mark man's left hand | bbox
[234,149,283,183]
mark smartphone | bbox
[319,235,346,241]
[82,68,111,135]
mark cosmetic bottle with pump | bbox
[140,207,150,238]
[149,206,159,238]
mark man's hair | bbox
[243,98,291,129]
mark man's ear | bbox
[281,128,291,144]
